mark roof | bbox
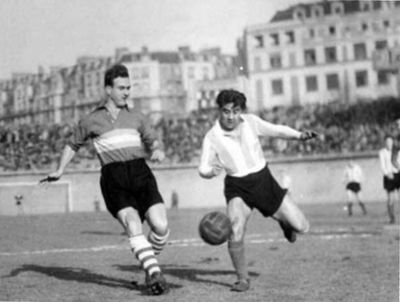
[270,0,368,23]
[118,51,200,64]
[150,52,181,64]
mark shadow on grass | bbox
[3,263,259,294]
[116,264,260,288]
[3,264,182,295]
[4,264,134,289]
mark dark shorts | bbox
[224,164,286,217]
[100,158,164,221]
[383,173,400,192]
[346,182,361,193]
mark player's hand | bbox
[212,164,223,177]
[39,171,62,184]
[387,173,394,180]
[300,130,319,141]
[150,149,165,162]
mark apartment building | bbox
[0,46,237,125]
[244,0,400,111]
[119,46,217,117]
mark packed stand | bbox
[0,98,398,171]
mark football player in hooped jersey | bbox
[198,89,318,292]
[42,65,169,295]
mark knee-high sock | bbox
[228,240,248,281]
[148,229,170,256]
[129,234,161,276]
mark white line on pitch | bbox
[0,232,374,257]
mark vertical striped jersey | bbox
[68,105,157,166]
[199,113,298,177]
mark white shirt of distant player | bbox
[344,163,363,183]
[379,148,399,175]
[199,114,298,177]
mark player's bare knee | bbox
[151,220,169,236]
[298,219,310,234]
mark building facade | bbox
[244,0,400,111]
[0,46,237,126]
[120,46,219,118]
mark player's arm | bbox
[45,145,77,181]
[41,120,87,183]
[139,113,165,162]
[250,115,318,140]
[198,136,222,179]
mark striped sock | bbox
[129,235,161,276]
[148,229,170,256]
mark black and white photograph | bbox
[0,0,399,301]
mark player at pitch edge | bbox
[198,89,318,292]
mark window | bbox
[326,73,339,90]
[202,67,209,80]
[309,28,315,38]
[270,33,279,46]
[131,68,140,79]
[329,26,336,36]
[362,2,370,11]
[304,49,317,65]
[286,31,295,44]
[297,11,304,19]
[271,79,283,95]
[383,20,390,28]
[362,23,368,31]
[270,53,282,69]
[354,43,367,60]
[306,75,318,92]
[254,57,262,71]
[373,1,381,9]
[355,70,368,87]
[334,6,343,14]
[377,71,390,85]
[141,67,150,79]
[325,47,337,63]
[255,35,264,48]
[375,40,388,50]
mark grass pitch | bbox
[0,202,398,302]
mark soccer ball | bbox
[199,211,232,245]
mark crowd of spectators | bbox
[258,98,400,157]
[0,98,398,171]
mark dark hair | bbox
[216,89,246,110]
[104,64,129,87]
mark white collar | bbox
[214,117,244,137]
